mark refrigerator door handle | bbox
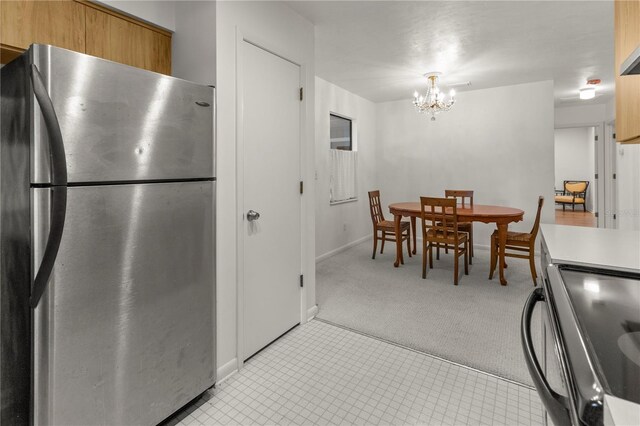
[30,64,68,308]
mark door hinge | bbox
[613,173,617,179]
[300,181,304,194]
[299,274,304,288]
[299,87,303,101]
[595,173,598,179]
[595,212,599,218]
[595,135,599,141]
[614,213,617,220]
[613,133,616,139]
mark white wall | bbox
[555,103,607,127]
[616,144,640,230]
[216,1,315,376]
[554,127,596,211]
[374,80,555,248]
[97,0,176,30]
[315,78,377,260]
[172,1,216,86]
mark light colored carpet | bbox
[316,240,541,386]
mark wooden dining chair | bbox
[489,196,544,285]
[420,197,469,285]
[368,190,411,260]
[444,190,474,264]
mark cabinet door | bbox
[0,1,85,52]
[615,0,640,143]
[84,7,171,75]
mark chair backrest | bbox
[530,196,545,238]
[368,190,385,225]
[420,197,459,241]
[564,181,588,195]
[445,190,474,207]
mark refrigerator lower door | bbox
[32,181,215,426]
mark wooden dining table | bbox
[388,202,525,285]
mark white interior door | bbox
[241,41,301,360]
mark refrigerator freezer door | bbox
[30,44,214,184]
[32,182,215,425]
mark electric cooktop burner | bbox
[560,267,640,405]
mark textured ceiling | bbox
[287,1,614,105]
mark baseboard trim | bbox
[316,234,371,263]
[216,358,238,384]
[307,304,318,321]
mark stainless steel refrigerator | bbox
[1,44,216,425]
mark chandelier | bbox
[412,72,456,121]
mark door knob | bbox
[247,210,260,222]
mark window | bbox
[330,114,352,150]
[329,114,357,204]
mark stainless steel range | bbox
[1,44,216,425]
[522,225,640,426]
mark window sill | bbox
[330,198,358,206]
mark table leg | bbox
[394,214,403,267]
[497,223,508,286]
[410,216,417,255]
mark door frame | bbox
[605,121,617,229]
[554,123,605,227]
[235,29,308,370]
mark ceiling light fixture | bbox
[579,79,601,100]
[412,72,455,121]
[579,87,596,100]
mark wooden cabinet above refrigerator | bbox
[0,0,172,75]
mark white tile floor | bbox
[170,320,544,426]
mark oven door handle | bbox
[521,287,572,426]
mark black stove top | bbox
[560,267,640,404]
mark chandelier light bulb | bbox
[449,89,456,98]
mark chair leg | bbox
[563,204,565,212]
[429,242,434,269]
[380,232,385,254]
[422,242,428,279]
[469,229,474,264]
[411,216,417,255]
[406,229,412,258]
[529,245,538,286]
[372,231,378,259]
[445,245,449,254]
[454,249,459,285]
[572,203,575,211]
[436,244,440,260]
[489,235,497,279]
[583,204,587,212]
[464,242,469,275]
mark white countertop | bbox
[540,224,640,273]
